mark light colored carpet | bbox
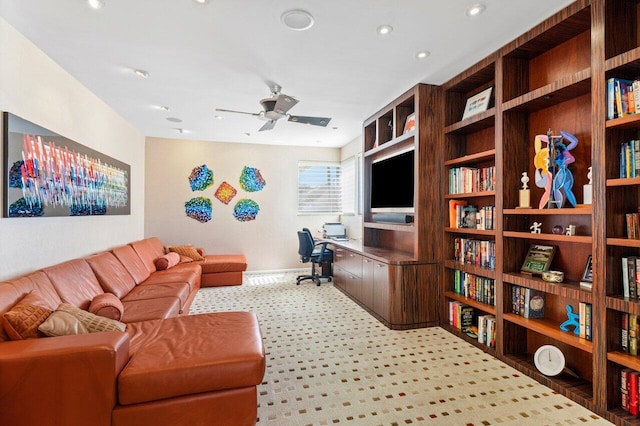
[190,271,612,425]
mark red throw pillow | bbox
[89,293,124,321]
[154,252,180,270]
[2,291,53,340]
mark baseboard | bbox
[245,268,308,275]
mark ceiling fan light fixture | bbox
[466,3,486,17]
[281,10,314,31]
[159,105,170,111]
[134,69,149,79]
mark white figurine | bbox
[530,222,542,234]
[519,172,532,209]
[583,166,592,205]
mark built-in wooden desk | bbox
[327,239,439,330]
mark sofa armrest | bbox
[0,331,130,426]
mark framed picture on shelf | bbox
[580,255,593,290]
[403,113,416,134]
[521,244,557,275]
[462,86,493,120]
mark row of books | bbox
[448,301,496,348]
[619,140,640,178]
[621,367,640,416]
[621,313,640,355]
[453,237,496,270]
[626,211,640,239]
[621,256,640,299]
[448,166,496,195]
[607,77,640,120]
[578,302,593,342]
[448,200,495,230]
[452,269,496,306]
[510,286,545,319]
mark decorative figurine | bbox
[560,305,581,336]
[530,222,542,234]
[566,225,576,236]
[534,130,578,209]
[583,166,592,205]
[552,225,564,234]
[518,172,531,208]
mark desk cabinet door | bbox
[361,258,374,309]
[372,262,390,321]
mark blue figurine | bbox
[559,304,580,336]
[550,131,578,208]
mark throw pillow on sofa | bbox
[2,291,53,340]
[167,244,204,261]
[39,303,126,337]
[154,252,180,270]
[89,293,124,321]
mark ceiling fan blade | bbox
[215,108,259,116]
[273,93,299,115]
[259,120,277,132]
[288,115,331,127]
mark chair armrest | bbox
[314,241,332,262]
[0,331,130,426]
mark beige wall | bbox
[145,137,341,271]
[339,135,363,240]
[0,18,146,280]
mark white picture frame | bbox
[462,87,493,120]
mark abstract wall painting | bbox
[3,112,130,218]
[188,164,214,191]
[239,166,266,192]
[214,181,237,205]
[233,198,259,222]
[185,197,212,223]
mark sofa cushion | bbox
[112,245,151,285]
[0,271,62,313]
[39,303,126,337]
[118,312,265,405]
[167,244,204,261]
[199,254,247,274]
[90,293,124,321]
[85,252,136,298]
[123,282,190,309]
[43,259,104,310]
[154,252,180,271]
[2,291,52,340]
[130,237,166,273]
[120,297,181,323]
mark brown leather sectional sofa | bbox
[0,237,264,426]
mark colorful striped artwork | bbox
[3,113,130,217]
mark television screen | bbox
[370,149,415,212]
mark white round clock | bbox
[533,344,565,376]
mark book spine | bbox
[585,303,592,342]
[630,314,638,357]
[608,78,616,120]
[623,368,632,412]
[630,371,639,416]
[623,313,630,353]
[579,302,586,339]
[623,257,630,298]
[634,80,640,113]
[630,257,637,299]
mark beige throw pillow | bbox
[38,303,125,337]
[167,244,204,261]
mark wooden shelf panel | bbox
[606,296,640,316]
[503,207,592,215]
[444,190,495,199]
[503,272,593,303]
[444,227,496,237]
[503,313,593,353]
[443,259,497,279]
[605,45,640,74]
[363,132,414,157]
[606,177,640,187]
[502,69,591,113]
[605,112,640,129]
[443,291,496,315]
[444,108,495,135]
[441,324,497,356]
[503,231,592,244]
[607,351,640,371]
[444,149,496,167]
[364,222,414,232]
[607,237,640,248]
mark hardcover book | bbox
[523,288,545,319]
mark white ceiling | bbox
[1,0,574,148]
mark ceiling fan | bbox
[216,84,331,132]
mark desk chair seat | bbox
[296,229,333,286]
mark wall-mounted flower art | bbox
[233,198,259,222]
[185,197,212,223]
[188,164,214,191]
[239,166,266,192]
[214,181,237,205]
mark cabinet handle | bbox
[364,259,371,263]
[376,264,384,268]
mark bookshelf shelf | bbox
[443,259,497,279]
[606,297,640,316]
[503,208,592,215]
[443,291,496,315]
[364,221,415,232]
[503,272,593,303]
[442,323,497,356]
[503,231,592,244]
[605,112,640,129]
[444,227,496,236]
[503,313,593,353]
[444,191,495,199]
[444,108,495,135]
[606,238,640,248]
[444,149,496,167]
[607,351,640,371]
[606,177,640,187]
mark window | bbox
[297,161,342,214]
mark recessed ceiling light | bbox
[332,127,338,130]
[193,0,209,4]
[281,10,314,31]
[214,115,223,120]
[159,105,170,112]
[377,25,393,36]
[167,117,182,123]
[134,69,149,79]
[466,3,486,17]
[415,51,431,59]
[88,0,105,9]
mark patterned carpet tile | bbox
[190,271,612,425]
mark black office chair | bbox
[296,228,333,286]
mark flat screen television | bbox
[370,148,415,213]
